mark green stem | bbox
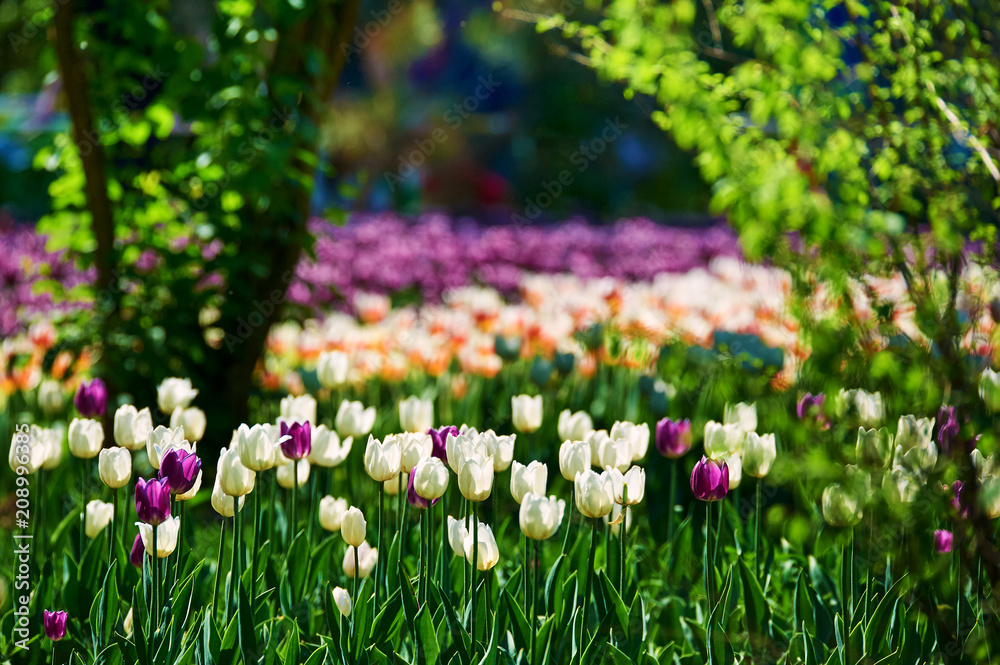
[252,487,260,594]
[667,459,677,544]
[376,484,384,613]
[754,481,761,580]
[291,459,298,541]
[426,504,434,606]
[173,501,184,590]
[713,498,724,568]
[472,502,480,653]
[352,544,359,640]
[151,524,158,631]
[419,511,425,607]
[619,487,628,593]
[268,472,277,548]
[308,464,319,545]
[562,488,574,555]
[705,501,713,608]
[109,488,117,568]
[213,520,226,610]
[579,520,598,665]
[530,539,539,665]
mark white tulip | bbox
[447,516,468,557]
[446,431,483,474]
[882,466,920,508]
[558,410,593,442]
[586,430,631,472]
[218,446,255,496]
[277,459,310,489]
[463,521,500,571]
[137,516,180,557]
[822,483,862,527]
[114,405,153,451]
[393,432,432,473]
[559,440,591,481]
[170,407,206,442]
[743,432,777,478]
[336,400,376,439]
[38,379,64,415]
[399,396,434,433]
[211,479,244,517]
[574,469,614,519]
[723,402,757,434]
[157,378,198,414]
[481,430,515,472]
[839,389,884,427]
[280,394,317,426]
[607,465,645,505]
[146,426,189,470]
[458,453,494,502]
[413,457,450,500]
[856,427,893,468]
[511,394,543,433]
[343,541,378,578]
[85,500,115,538]
[38,425,63,470]
[319,496,350,532]
[98,447,132,489]
[724,452,743,489]
[68,418,103,459]
[317,351,350,388]
[703,421,742,459]
[342,507,367,547]
[610,421,650,461]
[510,460,547,504]
[308,426,353,468]
[237,424,276,471]
[519,493,564,540]
[364,435,401,482]
[332,587,352,617]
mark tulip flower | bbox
[934,529,953,554]
[319,496,349,532]
[936,405,960,455]
[608,465,645,505]
[332,587,352,617]
[742,432,776,478]
[610,421,650,461]
[123,608,134,637]
[39,426,63,470]
[558,409,594,442]
[317,350,349,388]
[114,405,153,451]
[464,521,500,571]
[723,402,757,434]
[129,533,146,567]
[85,500,115,538]
[406,470,431,509]
[839,389,884,427]
[157,377,198,414]
[445,431,481,474]
[723,452,743,489]
[279,394,317,426]
[821,483,863,527]
[586,430,631,472]
[176,470,202,501]
[559,439,591,481]
[386,472,408,496]
[134,477,171,525]
[342,506,367,547]
[703,421,742,459]
[971,450,998,483]
[412,457,450,501]
[574,469,614,518]
[482,430,515,472]
[278,421,312,461]
[217,446,255,497]
[38,380,63,415]
[458,453,495,502]
[428,426,458,462]
[343,541,378,578]
[307,425,352,468]
[796,393,828,427]
[605,503,633,535]
[211,479,244,517]
[980,476,1000,518]
[510,460,547,504]
[980,368,1000,411]
[364,435,402,482]
[336,400,376,438]
[277,459,310,488]
[511,394,543,433]
[519,493,565,540]
[896,415,935,451]
[68,418,103,459]
[447,516,468,557]
[395,432,432,473]
[146,426,190,470]
[690,456,729,502]
[655,418,692,458]
[43,610,68,641]
[399,396,434,433]
[8,428,47,474]
[856,427,893,467]
[892,440,938,474]
[236,424,277,471]
[170,407,207,442]
[137,516,180,558]
[158,449,202,495]
[74,378,107,417]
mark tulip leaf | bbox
[354,578,372,657]
[97,561,119,647]
[706,601,733,665]
[543,557,564,618]
[603,643,633,665]
[303,646,329,665]
[132,591,150,665]
[834,613,846,665]
[385,532,401,594]
[414,604,440,665]
[199,610,220,665]
[475,587,505,665]
[282,619,300,665]
[370,587,403,645]
[865,575,907,655]
[238,583,261,665]
[597,570,629,635]
[430,582,470,663]
[94,641,123,665]
[399,562,419,638]
[285,533,311,599]
[49,505,83,550]
[738,557,771,640]
[503,588,531,652]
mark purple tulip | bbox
[134,477,171,526]
[936,406,960,454]
[952,480,970,518]
[43,610,68,641]
[690,456,729,502]
[428,426,458,462]
[796,393,827,427]
[130,533,146,567]
[934,529,953,554]
[158,449,202,495]
[279,421,311,460]
[73,378,107,417]
[655,418,692,458]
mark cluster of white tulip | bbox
[701,402,775,491]
[7,424,62,474]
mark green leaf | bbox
[865,575,907,655]
[97,561,119,647]
[285,532,311,599]
[503,588,531,652]
[597,570,629,635]
[414,604,440,665]
[738,557,771,640]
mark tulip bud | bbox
[447,516,468,557]
[463,521,500,571]
[608,465,645,505]
[796,393,827,426]
[319,496,349,532]
[124,608,134,637]
[934,529,953,554]
[655,418,692,458]
[980,368,1000,412]
[511,394,543,433]
[146,426,190,470]
[838,389,884,427]
[519,494,565,540]
[137,516,180,558]
[558,410,593,442]
[85,500,115,538]
[307,425,352,468]
[169,407,206,442]
[317,351,350,388]
[74,378,107,417]
[332,587,352,617]
[574,469,614,518]
[365,435,402,482]
[586,430,630,472]
[342,507,367,547]
[8,427,47,474]
[458,453,494,502]
[445,431,481,474]
[211,479,244,517]
[237,424,276,471]
[413,457,449,501]
[277,459,310,489]
[343,541,378,579]
[130,533,146,567]
[723,402,757,433]
[278,421,312,461]
[159,449,202,495]
[821,483,862,527]
[68,418,104,459]
[510,460,547,504]
[157,377,198,414]
[690,456,729,502]
[856,427,893,467]
[610,421,650,462]
[114,405,153,451]
[38,380,64,415]
[742,432,776,478]
[428,426,458,462]
[134,477,171,525]
[279,394,317,426]
[399,396,434,433]
[218,446,255,497]
[482,430,515,472]
[43,610,68,641]
[703,421,742,459]
[99,447,132,489]
[395,432,432,473]
[336,400,376,439]
[39,426,63,470]
[559,440,591,481]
